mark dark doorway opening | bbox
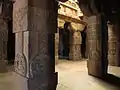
[81,26,87,58]
[7,20,15,64]
[58,28,64,59]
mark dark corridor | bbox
[81,27,87,58]
[7,20,15,63]
[59,22,70,59]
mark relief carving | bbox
[13,6,28,33]
[89,50,100,61]
[87,16,101,61]
[29,54,50,78]
[14,53,28,77]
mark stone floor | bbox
[0,60,120,90]
[56,59,120,90]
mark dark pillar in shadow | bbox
[87,15,108,77]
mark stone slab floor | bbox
[1,60,120,90]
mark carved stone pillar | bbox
[69,30,82,60]
[0,18,8,73]
[108,24,117,66]
[55,29,59,64]
[13,0,58,90]
[87,15,108,77]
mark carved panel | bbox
[72,31,82,44]
[14,53,28,77]
[13,6,28,33]
[13,0,28,33]
[87,16,101,61]
[29,54,50,78]
[89,50,100,61]
[69,44,81,60]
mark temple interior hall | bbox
[1,0,120,90]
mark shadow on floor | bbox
[99,74,120,88]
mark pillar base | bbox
[28,72,58,90]
[14,72,58,90]
[69,44,82,60]
[87,60,107,78]
[0,60,7,73]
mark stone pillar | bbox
[55,29,59,64]
[13,0,58,90]
[108,24,117,66]
[69,30,82,60]
[87,15,108,77]
[0,18,8,73]
[116,23,120,66]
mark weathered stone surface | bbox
[28,7,57,34]
[14,53,27,77]
[87,15,108,77]
[69,31,82,60]
[108,24,117,66]
[0,18,8,73]
[0,60,7,73]
[13,0,58,90]
[55,31,59,64]
[14,32,29,77]
[69,44,81,60]
[116,23,120,66]
[0,18,8,60]
[13,0,28,33]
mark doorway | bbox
[7,20,15,64]
[81,26,87,58]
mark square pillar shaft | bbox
[87,15,108,77]
[13,0,58,90]
[69,30,82,60]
